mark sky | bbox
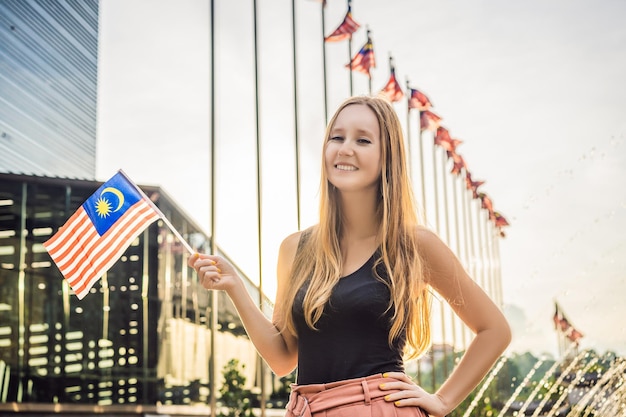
[96,0,626,358]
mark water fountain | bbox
[462,354,509,417]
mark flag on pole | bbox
[478,192,495,220]
[434,126,462,153]
[465,171,485,199]
[553,302,584,344]
[380,56,403,102]
[448,150,466,176]
[325,2,360,42]
[347,32,375,77]
[493,212,510,228]
[493,211,510,237]
[43,170,161,299]
[408,88,432,111]
[419,110,442,132]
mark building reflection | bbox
[0,172,277,411]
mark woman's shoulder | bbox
[279,225,317,257]
[277,226,318,280]
[413,225,439,244]
[412,225,452,260]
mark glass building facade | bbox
[0,0,98,179]
[0,173,279,414]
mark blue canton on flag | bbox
[83,172,143,235]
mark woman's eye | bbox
[357,138,371,144]
[329,136,343,141]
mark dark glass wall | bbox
[0,173,272,410]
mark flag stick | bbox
[252,0,267,414]
[455,171,468,351]
[462,178,476,347]
[417,114,427,221]
[430,138,445,391]
[347,0,353,96]
[473,198,485,290]
[438,149,450,377]
[208,0,218,415]
[291,0,302,230]
[118,169,195,255]
[367,29,372,94]
[405,79,412,179]
[321,2,329,124]
[451,172,463,349]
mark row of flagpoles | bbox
[320,0,510,234]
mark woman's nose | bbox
[338,140,354,156]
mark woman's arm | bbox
[188,231,301,376]
[382,227,511,416]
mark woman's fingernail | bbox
[395,401,400,406]
[379,383,385,389]
[210,260,216,265]
[217,268,221,273]
[384,395,390,401]
[382,373,388,378]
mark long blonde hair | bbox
[281,95,431,359]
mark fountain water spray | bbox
[496,356,547,417]
[576,358,626,417]
[543,357,598,417]
[515,343,579,416]
[462,354,509,417]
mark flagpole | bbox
[485,213,495,299]
[291,0,301,230]
[495,236,504,308]
[460,177,470,351]
[117,170,195,255]
[475,198,486,290]
[418,114,427,221]
[494,234,503,307]
[252,0,266,414]
[367,28,372,94]
[347,0,353,96]
[208,1,218,415]
[440,149,451,378]
[463,178,477,348]
[451,172,464,350]
[321,2,328,125]
[405,79,412,178]
[430,134,445,392]
[486,220,496,302]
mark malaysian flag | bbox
[347,34,375,77]
[408,88,432,111]
[44,171,161,299]
[380,59,403,102]
[419,110,442,132]
[449,151,466,176]
[465,171,485,199]
[325,3,360,42]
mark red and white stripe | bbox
[325,12,360,42]
[44,199,159,299]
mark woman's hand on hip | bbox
[380,372,449,417]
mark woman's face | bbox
[325,104,382,194]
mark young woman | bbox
[189,96,511,417]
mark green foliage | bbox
[218,359,256,417]
[269,370,296,408]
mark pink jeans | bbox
[285,374,428,417]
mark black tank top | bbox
[293,252,406,384]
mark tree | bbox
[218,359,256,417]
